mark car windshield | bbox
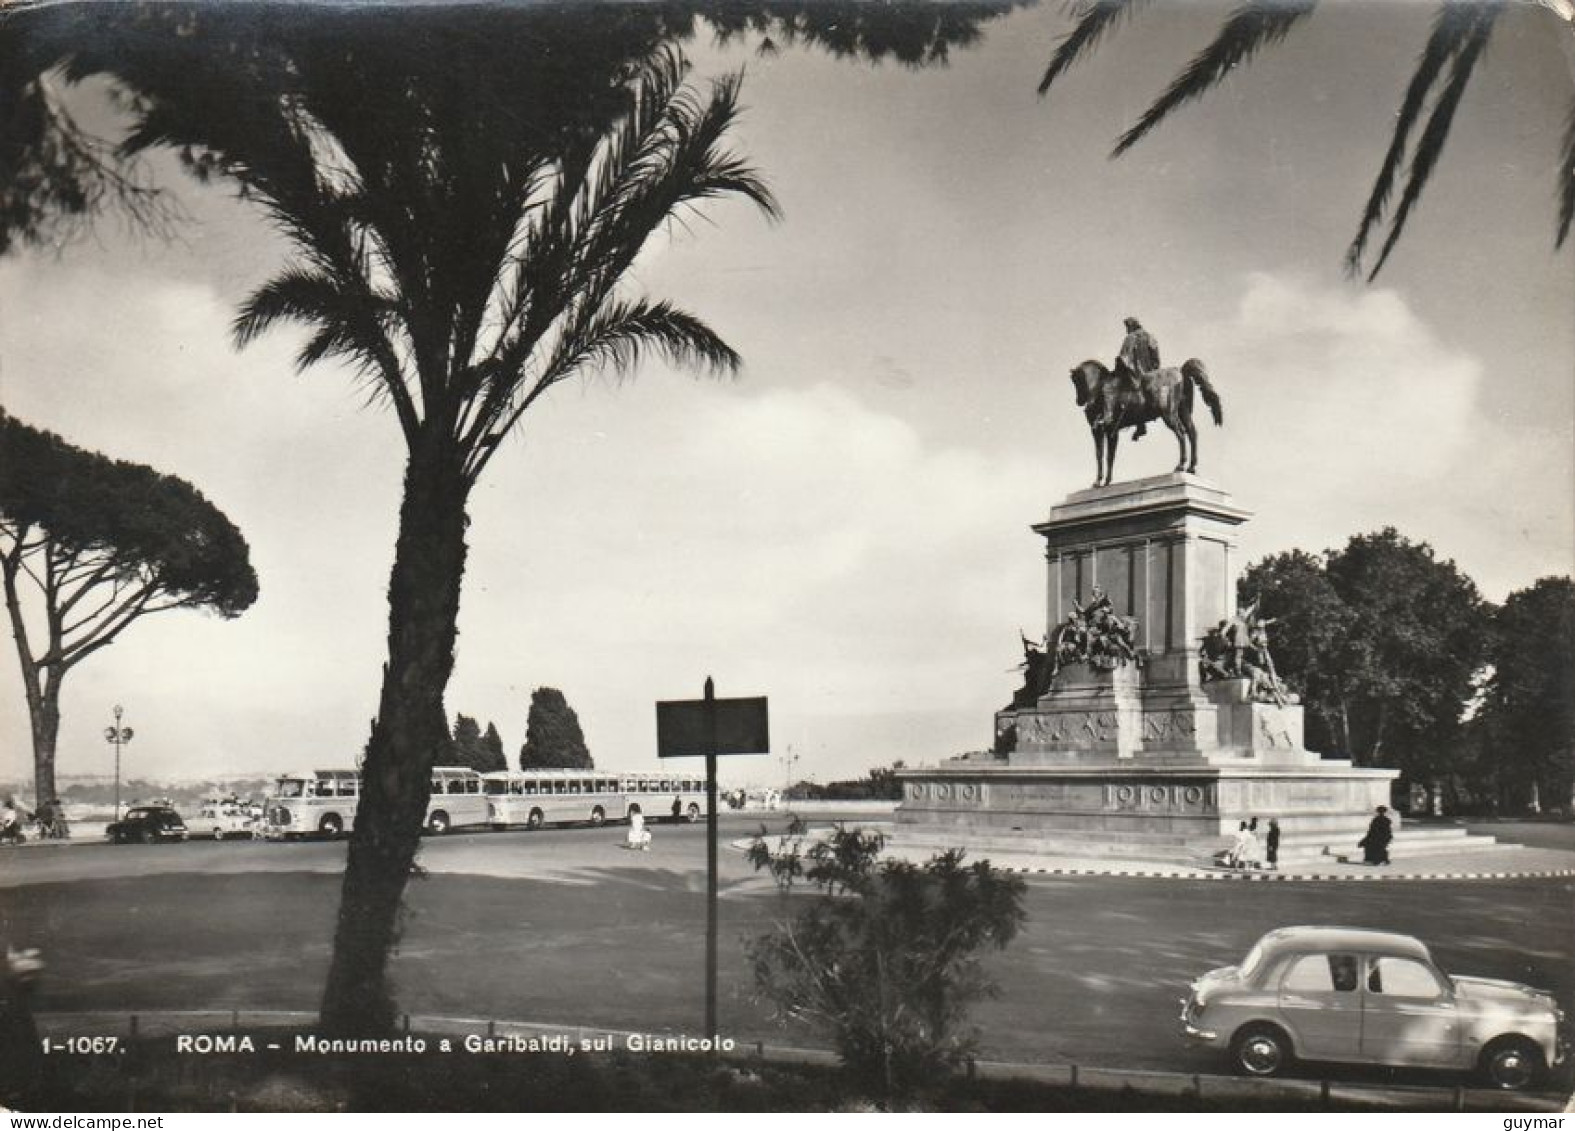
[1238,939,1269,982]
[125,809,153,820]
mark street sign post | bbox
[655,677,768,1045]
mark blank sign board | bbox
[655,696,770,758]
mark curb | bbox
[999,864,1575,882]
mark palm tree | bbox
[113,20,778,1032]
[1038,0,1575,279]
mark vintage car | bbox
[190,803,257,840]
[105,805,188,844]
[1179,926,1567,1089]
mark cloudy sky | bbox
[2,1,1571,789]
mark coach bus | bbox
[482,769,709,830]
[263,766,490,838]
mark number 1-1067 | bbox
[41,1036,120,1054]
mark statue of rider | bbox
[1110,316,1160,440]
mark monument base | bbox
[895,472,1404,866]
[895,757,1398,865]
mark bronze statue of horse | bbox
[1069,358,1224,487]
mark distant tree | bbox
[1476,577,1575,812]
[481,721,507,773]
[1240,529,1491,799]
[747,825,1027,1102]
[0,410,258,810]
[1323,529,1490,778]
[446,714,484,771]
[817,761,907,801]
[520,688,593,770]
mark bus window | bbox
[465,778,479,794]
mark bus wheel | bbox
[686,803,701,822]
[427,811,450,835]
[319,814,344,838]
[590,806,606,827]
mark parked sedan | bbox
[105,806,188,845]
[1179,926,1567,1089]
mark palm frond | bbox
[1366,6,1497,279]
[232,269,346,351]
[1112,0,1316,157]
[1557,98,1575,248]
[1038,0,1146,97]
[545,297,741,388]
[1345,2,1495,276]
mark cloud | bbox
[452,378,1045,777]
[1199,273,1569,599]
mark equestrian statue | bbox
[1068,317,1224,487]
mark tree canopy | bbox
[0,409,257,805]
[1475,577,1575,811]
[1240,528,1490,784]
[520,687,594,771]
[445,714,506,774]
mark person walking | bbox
[1266,817,1281,871]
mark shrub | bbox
[746,825,1027,1102]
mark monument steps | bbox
[892,824,1506,868]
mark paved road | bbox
[2,813,1571,1089]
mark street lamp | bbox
[104,705,133,821]
[780,746,799,793]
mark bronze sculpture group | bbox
[1198,600,1291,706]
[1010,588,1292,709]
[1011,585,1143,707]
[1069,317,1225,487]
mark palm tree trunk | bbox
[320,433,470,1036]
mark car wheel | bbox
[686,803,701,823]
[590,806,606,827]
[1480,1037,1544,1090]
[137,829,155,845]
[526,809,544,830]
[427,811,450,835]
[319,814,344,838]
[1231,1024,1292,1078]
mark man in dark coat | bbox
[1358,805,1393,865]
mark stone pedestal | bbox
[896,473,1398,863]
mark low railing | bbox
[32,1009,1567,1112]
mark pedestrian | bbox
[0,939,44,1107]
[1358,805,1393,866]
[1266,817,1281,871]
[1241,818,1262,870]
[1224,820,1250,869]
[670,794,683,823]
[626,809,651,851]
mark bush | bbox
[745,825,1027,1103]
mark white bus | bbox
[263,766,490,838]
[482,769,709,830]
